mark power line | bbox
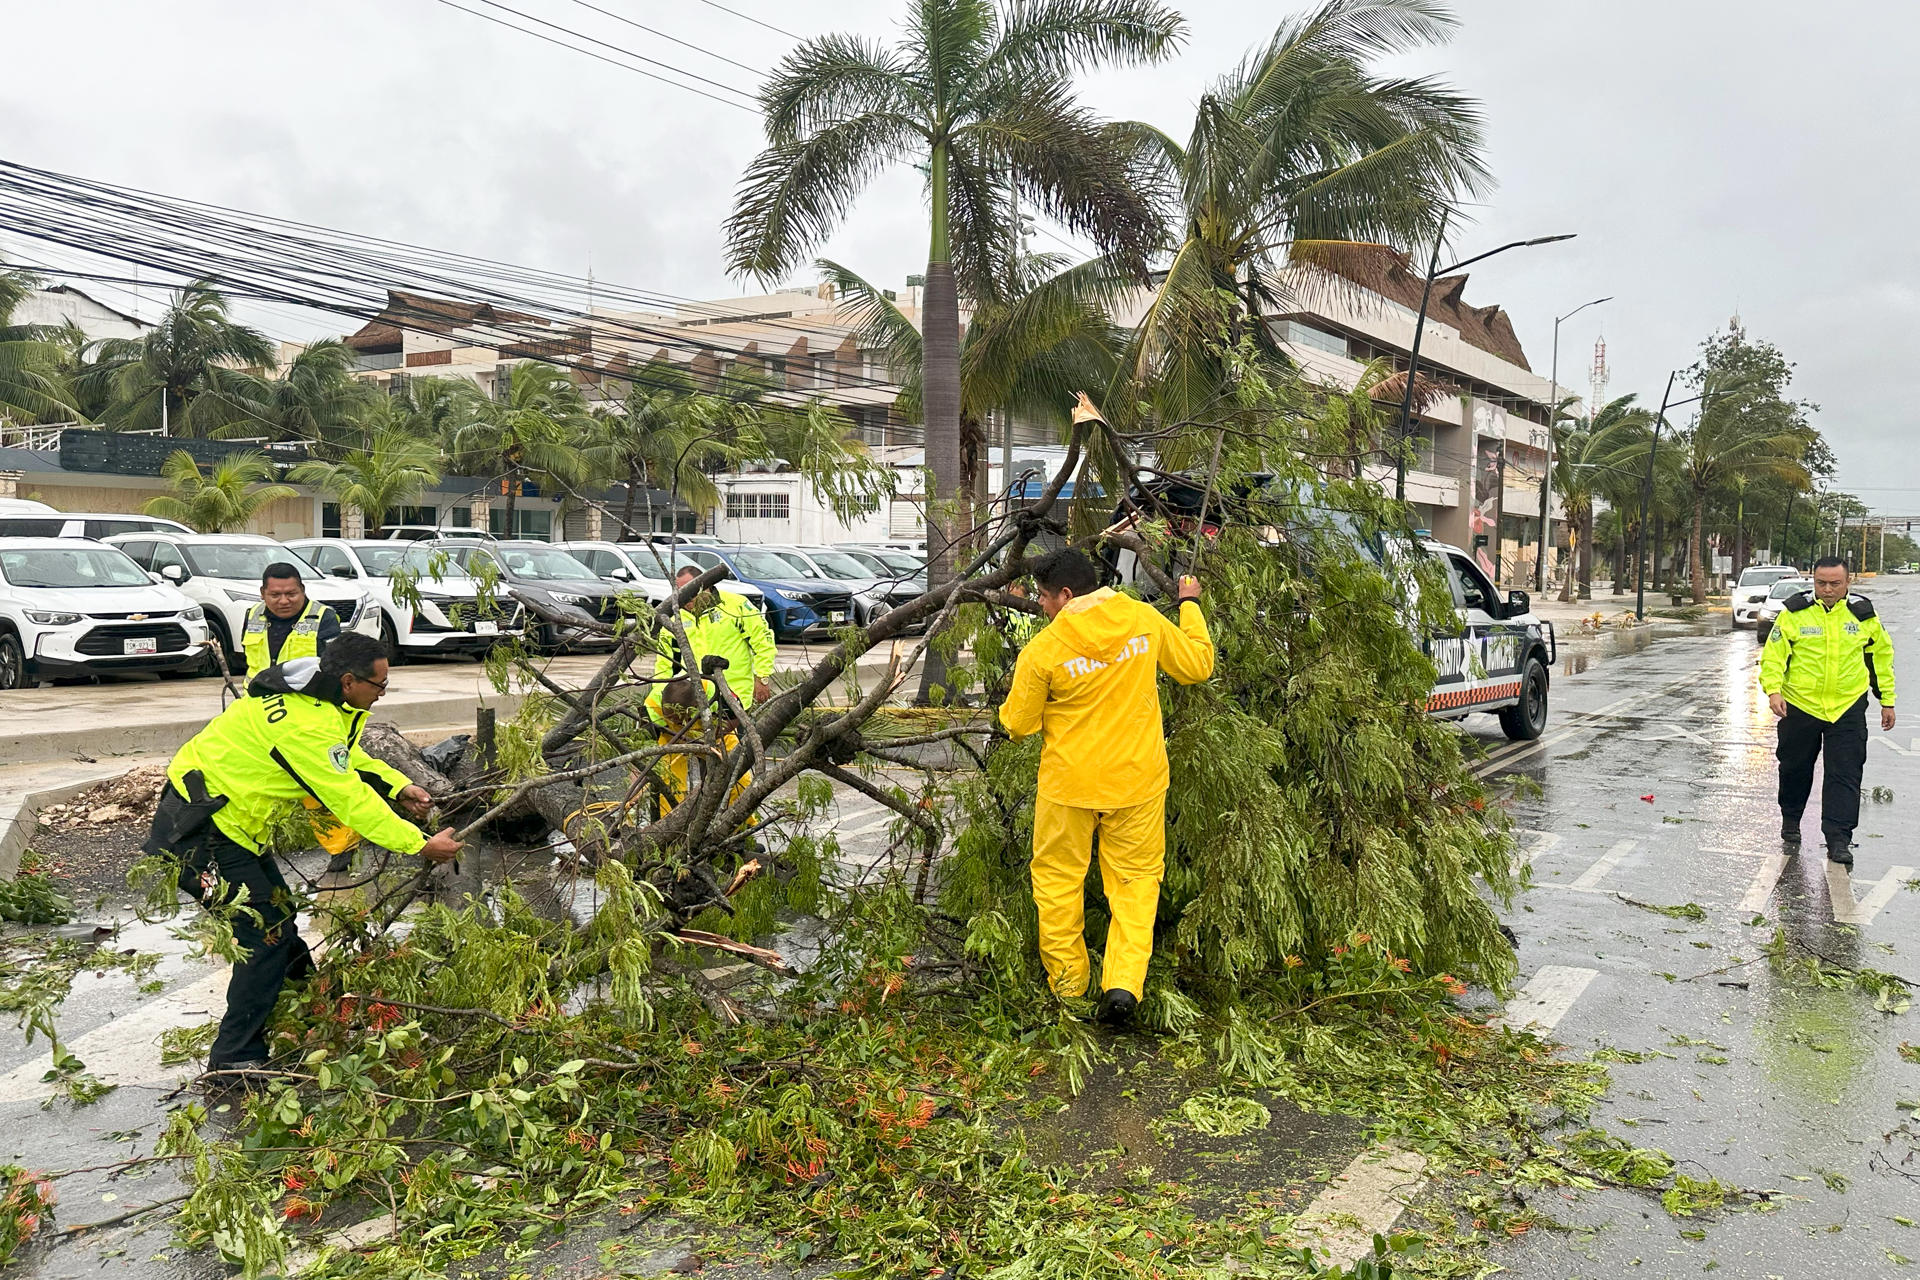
[425,0,758,112]
[558,0,768,77]
[693,0,804,42]
[461,0,760,101]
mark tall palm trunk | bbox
[916,142,963,703]
[1579,505,1595,599]
[620,465,641,537]
[1689,493,1707,604]
[503,469,519,536]
[1612,521,1625,595]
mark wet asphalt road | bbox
[1472,584,1920,1279]
[7,587,1920,1277]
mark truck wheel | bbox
[0,632,30,690]
[1498,657,1549,741]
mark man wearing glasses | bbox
[143,632,463,1078]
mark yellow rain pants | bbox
[1030,793,1166,999]
[653,731,750,819]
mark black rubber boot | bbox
[1781,818,1802,846]
[1095,989,1137,1027]
[1826,841,1854,867]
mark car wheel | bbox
[380,615,404,666]
[1498,657,1549,741]
[0,632,30,690]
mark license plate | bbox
[473,621,498,635]
[123,637,157,655]
[826,611,846,623]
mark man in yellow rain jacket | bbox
[998,548,1215,1025]
[1759,556,1896,865]
[646,566,777,812]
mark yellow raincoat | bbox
[998,588,1214,998]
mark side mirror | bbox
[160,564,185,582]
[330,565,356,579]
[147,571,164,585]
[610,567,632,581]
[1505,589,1530,618]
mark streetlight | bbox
[1393,218,1577,501]
[1534,296,1612,593]
[1633,374,1706,620]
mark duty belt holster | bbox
[143,769,231,899]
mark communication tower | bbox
[1588,334,1609,424]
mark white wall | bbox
[709,473,889,545]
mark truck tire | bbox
[1498,656,1549,741]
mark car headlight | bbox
[23,609,82,625]
[555,593,594,608]
[418,591,453,603]
[223,586,260,602]
[182,606,205,621]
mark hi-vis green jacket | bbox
[167,659,427,856]
[1760,591,1896,721]
[645,588,777,724]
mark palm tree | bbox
[0,268,82,428]
[1128,0,1489,430]
[261,338,379,445]
[1672,375,1812,603]
[581,364,731,537]
[724,0,1183,589]
[290,421,441,537]
[1550,394,1651,600]
[82,280,278,436]
[444,362,590,533]
[143,450,297,533]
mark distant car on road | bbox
[1754,576,1811,641]
[0,538,211,688]
[1731,565,1800,629]
[285,538,521,661]
[105,531,376,670]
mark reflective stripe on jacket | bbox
[1759,591,1897,722]
[242,599,336,673]
[167,658,426,856]
[645,588,778,723]
[999,588,1215,809]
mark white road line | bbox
[1297,964,1597,1266]
[1831,863,1918,926]
[1738,853,1789,913]
[1569,839,1637,893]
[1492,965,1600,1033]
[1512,829,1561,872]
[286,1213,399,1274]
[838,813,901,840]
[1474,676,1696,778]
[0,966,229,1102]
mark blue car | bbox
[675,545,856,641]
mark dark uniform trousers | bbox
[1776,694,1869,847]
[148,788,313,1068]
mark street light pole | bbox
[1632,376,1705,620]
[1393,219,1575,503]
[1535,296,1611,594]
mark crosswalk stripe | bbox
[0,966,228,1103]
[1569,840,1637,893]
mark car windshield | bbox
[182,542,316,581]
[730,550,804,579]
[874,552,923,575]
[396,547,472,581]
[1769,579,1809,600]
[1740,567,1796,588]
[0,547,152,589]
[805,550,876,581]
[619,547,675,579]
[498,547,599,580]
[352,546,413,577]
[768,551,822,577]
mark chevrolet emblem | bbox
[128,613,148,621]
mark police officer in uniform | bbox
[143,632,463,1075]
[645,566,777,811]
[1759,556,1896,866]
[242,561,340,673]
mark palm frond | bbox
[725,113,923,282]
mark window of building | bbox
[322,502,342,538]
[726,492,790,520]
[1275,320,1349,359]
[384,504,437,528]
[450,506,472,528]
[489,508,553,540]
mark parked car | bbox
[773,544,926,627]
[642,532,722,547]
[1754,577,1811,641]
[0,539,211,688]
[374,526,496,542]
[843,546,927,581]
[673,545,853,641]
[0,512,193,540]
[285,538,521,661]
[430,540,623,653]
[554,540,767,613]
[1731,564,1800,629]
[105,532,376,669]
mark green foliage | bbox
[0,860,73,924]
[0,1164,56,1264]
[142,449,297,532]
[1174,1089,1270,1137]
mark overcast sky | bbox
[4,0,1915,507]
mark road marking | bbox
[286,1213,399,1273]
[1872,737,1920,757]
[1830,863,1917,926]
[1738,853,1789,913]
[838,813,901,839]
[1511,828,1561,872]
[1493,965,1600,1032]
[1474,674,1700,778]
[0,966,229,1102]
[1298,964,1596,1266]
[1569,840,1637,893]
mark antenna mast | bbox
[1588,333,1609,425]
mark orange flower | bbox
[1282,955,1304,969]
[682,1039,704,1056]
[1353,933,1373,945]
[1392,957,1412,973]
[282,1169,309,1193]
[283,1196,320,1222]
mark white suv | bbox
[286,538,522,660]
[554,540,766,613]
[1731,565,1799,629]
[105,532,376,670]
[0,539,210,688]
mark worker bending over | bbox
[645,566,777,811]
[998,549,1215,1025]
[143,633,462,1076]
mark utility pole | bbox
[1535,296,1610,592]
[1635,372,1677,621]
[1395,209,1447,503]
